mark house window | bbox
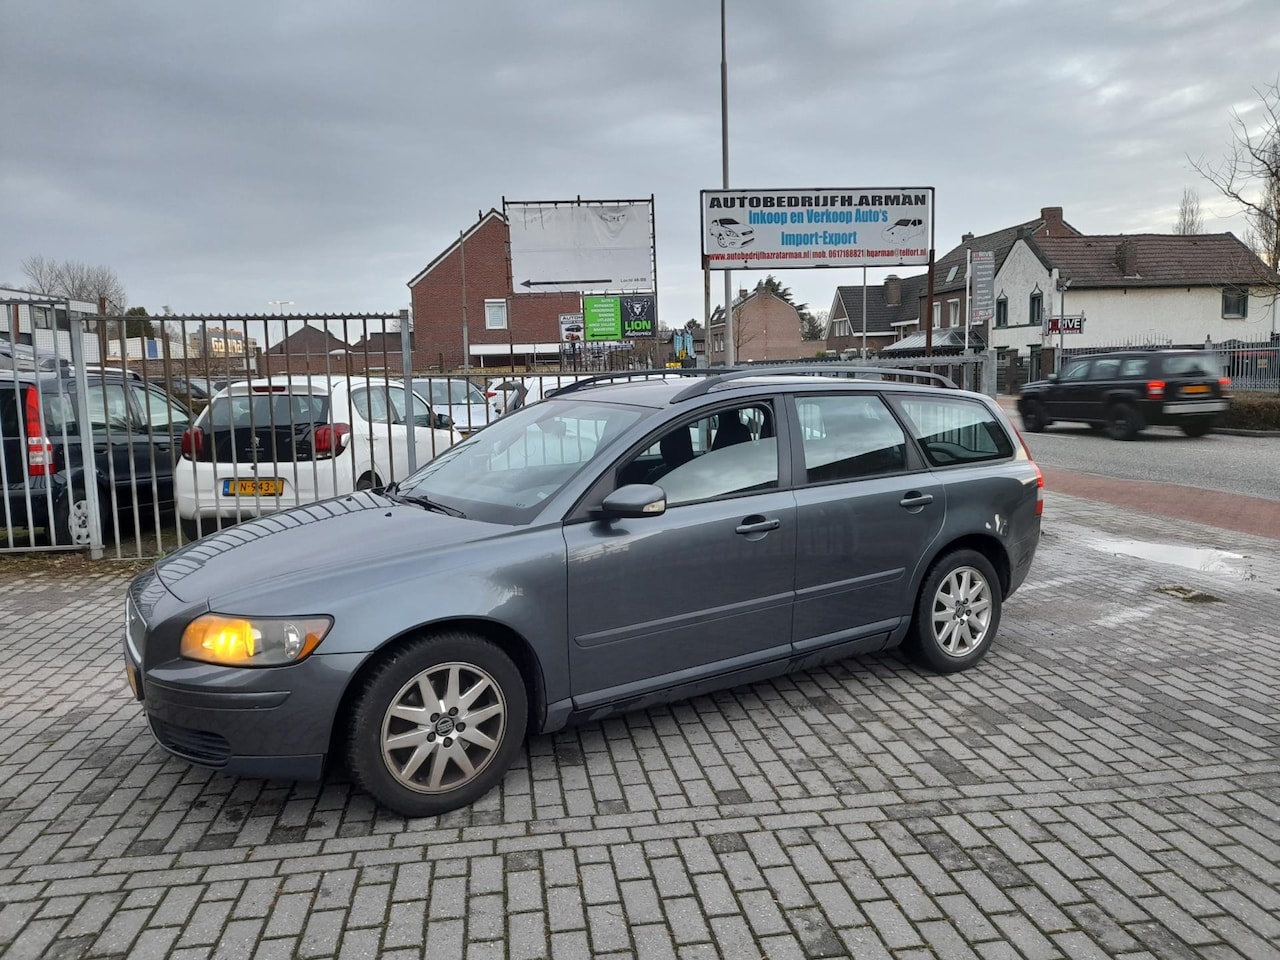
[947,299,960,328]
[1029,290,1043,327]
[484,299,508,330]
[932,303,941,327]
[1222,287,1248,318]
[31,307,52,330]
[995,296,1008,328]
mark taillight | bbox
[315,423,350,457]
[485,391,496,398]
[1219,377,1232,396]
[1146,379,1166,399]
[181,428,204,459]
[24,387,53,477]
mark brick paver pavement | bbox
[1,491,1278,959]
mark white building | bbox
[1,288,103,365]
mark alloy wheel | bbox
[379,661,507,794]
[930,565,993,657]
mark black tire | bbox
[346,631,528,818]
[180,518,203,542]
[1020,400,1048,433]
[356,473,379,491]
[1180,418,1215,438]
[1105,403,1142,441]
[906,549,1003,674]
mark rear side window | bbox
[795,394,907,483]
[1162,353,1218,378]
[897,396,1014,467]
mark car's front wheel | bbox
[346,632,528,817]
[906,549,1002,673]
[1020,399,1048,433]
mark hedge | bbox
[1223,392,1280,431]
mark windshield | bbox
[395,398,647,524]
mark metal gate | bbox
[1,310,488,560]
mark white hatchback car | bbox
[175,376,458,540]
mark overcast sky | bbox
[3,0,1278,333]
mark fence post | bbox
[981,349,997,397]
[68,315,104,559]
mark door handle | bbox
[899,492,934,509]
[735,516,781,535]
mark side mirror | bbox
[599,484,667,520]
[435,412,454,429]
[1047,373,1060,383]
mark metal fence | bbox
[2,309,1002,561]
[1,313,508,559]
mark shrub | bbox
[1223,392,1280,431]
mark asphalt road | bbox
[1017,422,1280,501]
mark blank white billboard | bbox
[507,201,654,294]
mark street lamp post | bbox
[721,0,734,367]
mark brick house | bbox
[708,282,809,364]
[823,273,928,357]
[407,209,580,371]
[259,323,351,375]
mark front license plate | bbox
[125,661,141,700]
[222,478,284,496]
[1182,384,1210,395]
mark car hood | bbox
[154,492,508,608]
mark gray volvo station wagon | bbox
[123,367,1043,817]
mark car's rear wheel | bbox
[1020,400,1048,433]
[906,549,1002,673]
[180,518,203,542]
[346,632,528,818]
[1180,418,1215,438]
[356,472,380,491]
[1105,403,1142,441]
[50,488,111,547]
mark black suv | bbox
[2,368,192,546]
[1017,349,1231,440]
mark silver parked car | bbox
[123,367,1043,817]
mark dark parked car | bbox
[123,367,1043,816]
[1017,349,1232,440]
[2,368,192,545]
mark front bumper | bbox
[123,574,365,781]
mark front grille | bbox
[149,717,231,766]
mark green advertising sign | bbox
[583,296,622,341]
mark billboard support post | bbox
[861,266,868,360]
[720,0,733,367]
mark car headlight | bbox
[180,614,333,667]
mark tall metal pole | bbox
[721,0,734,367]
[459,229,470,371]
[861,266,868,359]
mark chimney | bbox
[961,232,974,243]
[883,274,903,307]
[1116,239,1140,277]
[738,288,749,299]
[1041,206,1064,236]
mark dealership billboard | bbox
[700,188,933,270]
[506,200,655,294]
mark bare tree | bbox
[1175,188,1204,234]
[1190,77,1280,269]
[20,255,127,311]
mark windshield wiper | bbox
[389,492,467,518]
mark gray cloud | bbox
[2,0,1277,325]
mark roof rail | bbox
[669,364,958,403]
[544,368,721,399]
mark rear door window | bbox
[1120,358,1148,377]
[1162,353,1218,378]
[85,384,134,432]
[895,396,1014,467]
[794,394,908,483]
